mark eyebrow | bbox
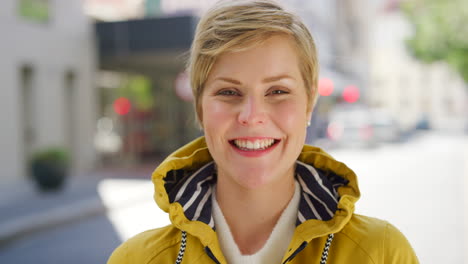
[215,77,241,85]
[262,74,296,83]
[214,74,296,85]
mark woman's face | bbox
[201,34,311,189]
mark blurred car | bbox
[415,114,431,130]
[326,104,377,148]
[370,109,402,143]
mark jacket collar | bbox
[162,159,349,229]
[152,136,360,254]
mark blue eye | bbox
[217,89,239,96]
[270,89,288,95]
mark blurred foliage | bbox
[402,0,468,83]
[19,0,49,23]
[30,147,70,166]
[117,75,154,111]
[29,147,69,191]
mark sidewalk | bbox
[0,164,156,248]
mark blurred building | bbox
[368,1,467,132]
[88,0,203,162]
[0,0,97,182]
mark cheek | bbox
[201,99,233,133]
[274,101,308,133]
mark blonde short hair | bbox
[188,0,319,124]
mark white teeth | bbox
[247,141,254,149]
[254,141,260,149]
[233,139,276,150]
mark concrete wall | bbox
[0,0,97,182]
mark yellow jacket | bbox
[108,137,419,263]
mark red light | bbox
[114,97,131,116]
[342,85,360,103]
[318,78,334,96]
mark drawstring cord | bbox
[320,234,334,264]
[175,231,187,264]
[175,231,334,264]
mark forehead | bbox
[207,34,302,84]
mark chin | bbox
[233,169,275,190]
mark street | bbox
[328,132,468,264]
[0,132,466,264]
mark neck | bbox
[215,170,296,255]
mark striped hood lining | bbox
[164,161,349,229]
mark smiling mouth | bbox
[229,138,280,151]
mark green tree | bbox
[402,0,468,83]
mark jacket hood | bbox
[151,136,360,256]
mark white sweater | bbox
[211,181,300,264]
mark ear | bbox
[306,111,313,127]
[307,108,313,120]
[307,84,318,113]
[306,89,314,121]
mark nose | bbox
[238,96,267,126]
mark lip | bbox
[228,137,281,157]
[228,136,279,141]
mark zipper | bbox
[205,247,221,264]
[282,234,335,264]
[282,241,308,263]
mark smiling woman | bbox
[107,1,419,264]
[202,35,310,191]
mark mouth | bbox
[228,138,281,151]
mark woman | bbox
[108,0,419,263]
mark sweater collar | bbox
[211,181,301,263]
